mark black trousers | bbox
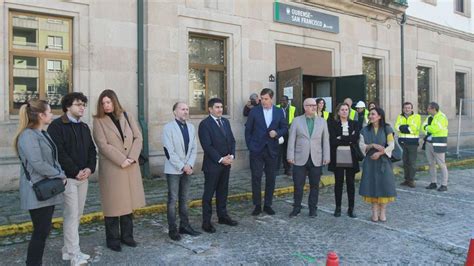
[202,166,230,223]
[26,205,55,266]
[292,157,322,210]
[277,134,291,172]
[402,144,418,181]
[104,213,134,246]
[250,146,277,207]
[334,168,356,209]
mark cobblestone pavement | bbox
[0,168,472,265]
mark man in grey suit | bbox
[287,98,330,217]
[162,102,201,241]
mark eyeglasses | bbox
[304,104,317,107]
[72,103,87,108]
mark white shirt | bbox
[263,106,273,128]
[209,114,234,162]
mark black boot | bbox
[104,217,121,252]
[347,208,357,218]
[334,207,341,217]
[120,214,137,247]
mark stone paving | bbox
[0,167,472,265]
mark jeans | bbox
[166,174,190,230]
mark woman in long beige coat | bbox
[92,89,145,252]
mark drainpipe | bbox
[137,0,150,178]
[400,12,406,104]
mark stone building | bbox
[0,0,473,190]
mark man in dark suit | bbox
[245,88,288,215]
[198,98,238,233]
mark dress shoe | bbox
[251,205,262,216]
[263,206,275,215]
[400,180,409,186]
[425,183,437,189]
[289,208,300,218]
[106,244,122,252]
[347,208,357,218]
[308,208,317,217]
[437,185,448,192]
[202,223,216,233]
[406,180,416,188]
[121,238,138,247]
[179,225,201,236]
[333,207,341,217]
[168,229,181,241]
[218,216,238,226]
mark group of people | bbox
[14,87,449,265]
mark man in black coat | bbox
[198,98,238,233]
[47,92,96,264]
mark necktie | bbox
[217,118,226,135]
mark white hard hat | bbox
[355,101,366,108]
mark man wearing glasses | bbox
[286,98,330,217]
[48,92,97,265]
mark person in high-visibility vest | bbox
[316,98,330,121]
[422,102,449,192]
[395,102,421,188]
[276,95,295,175]
[344,98,359,121]
[355,101,369,129]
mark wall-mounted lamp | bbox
[269,74,275,82]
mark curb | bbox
[0,158,472,237]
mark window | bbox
[9,11,72,113]
[363,57,380,105]
[47,36,63,49]
[454,0,471,16]
[417,66,431,115]
[47,60,62,71]
[456,72,466,115]
[188,34,227,114]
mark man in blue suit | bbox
[198,98,238,233]
[245,88,288,215]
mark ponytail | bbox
[13,100,49,155]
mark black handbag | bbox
[19,157,65,201]
[352,143,365,161]
[123,112,148,166]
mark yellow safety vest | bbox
[349,109,357,120]
[276,104,296,124]
[323,111,329,121]
[395,113,421,145]
[422,111,448,153]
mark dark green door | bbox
[335,75,367,107]
[277,68,303,114]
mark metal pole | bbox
[400,13,406,104]
[456,98,463,158]
[137,0,150,177]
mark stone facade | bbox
[0,0,473,190]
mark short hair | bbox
[403,102,413,108]
[172,102,187,111]
[280,95,289,101]
[61,92,88,113]
[208,97,223,108]
[260,88,274,98]
[249,93,259,101]
[428,102,439,112]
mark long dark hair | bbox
[316,98,326,112]
[367,107,387,130]
[95,89,125,118]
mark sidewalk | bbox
[0,151,473,235]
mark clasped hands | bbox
[369,144,385,160]
[121,158,136,169]
[75,167,92,180]
[221,154,234,166]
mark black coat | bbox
[327,119,360,173]
[47,114,97,179]
[198,116,236,173]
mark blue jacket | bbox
[245,105,288,157]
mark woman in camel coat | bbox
[93,89,145,252]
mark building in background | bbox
[0,0,473,190]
